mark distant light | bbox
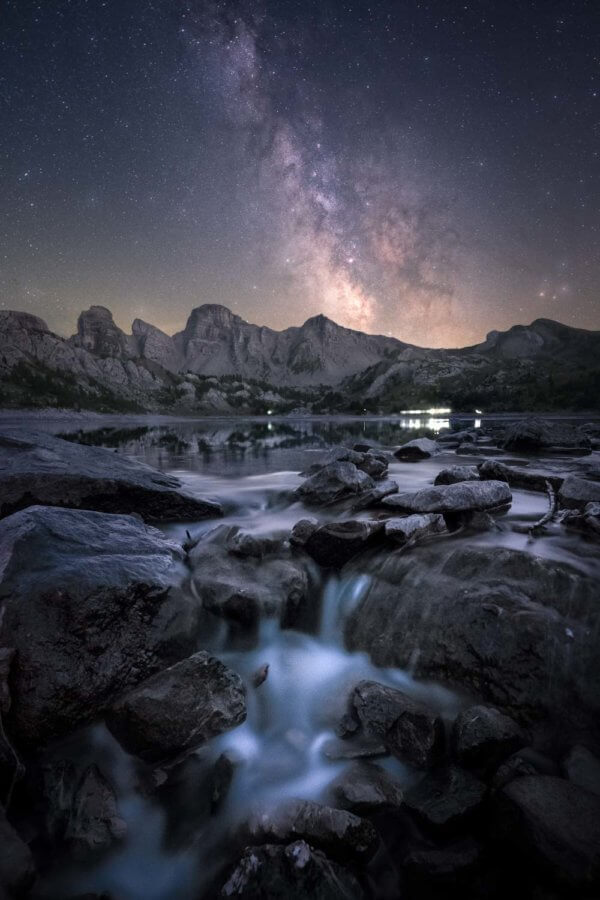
[399,407,452,415]
[475,408,483,414]
[267,409,273,416]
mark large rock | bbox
[244,798,378,862]
[0,429,222,521]
[478,459,564,492]
[558,475,600,512]
[0,649,23,801]
[190,528,310,628]
[493,775,600,887]
[0,506,194,746]
[302,447,388,481]
[434,465,479,486]
[352,478,399,510]
[296,461,375,506]
[220,840,364,899]
[501,417,591,452]
[328,761,404,814]
[452,705,525,773]
[303,520,384,568]
[352,681,444,768]
[0,805,35,896]
[106,651,246,762]
[381,480,511,514]
[394,437,438,460]
[404,765,487,834]
[384,513,447,544]
[345,544,600,743]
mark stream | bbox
[31,414,600,899]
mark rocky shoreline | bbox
[0,416,599,898]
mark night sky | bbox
[1,1,598,347]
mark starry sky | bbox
[1,0,598,347]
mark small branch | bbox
[529,480,557,535]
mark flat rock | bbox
[384,513,447,544]
[304,519,384,567]
[394,437,438,460]
[352,680,444,768]
[493,775,600,887]
[558,475,600,511]
[244,798,379,862]
[106,651,246,762]
[452,705,525,773]
[382,479,511,514]
[0,506,194,746]
[296,461,375,506]
[220,840,364,899]
[0,429,222,521]
[434,465,480,486]
[328,761,404,814]
[404,765,487,834]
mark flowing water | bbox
[33,414,600,898]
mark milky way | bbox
[1,0,598,345]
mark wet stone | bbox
[404,765,487,834]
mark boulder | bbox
[190,531,310,628]
[0,429,222,521]
[381,480,511,514]
[301,447,388,480]
[478,459,564,492]
[404,765,487,834]
[384,513,447,544]
[296,461,375,506]
[561,502,600,538]
[328,761,404,814]
[352,479,399,510]
[344,545,600,742]
[106,651,246,762]
[352,681,444,768]
[434,465,480,486]
[493,776,600,887]
[63,765,126,857]
[244,798,378,862]
[394,437,438,461]
[219,840,364,899]
[558,475,600,512]
[289,518,319,548]
[0,506,194,746]
[501,417,590,453]
[562,745,600,797]
[303,520,384,568]
[437,430,477,446]
[492,747,559,789]
[452,705,525,773]
[0,805,35,896]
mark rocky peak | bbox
[0,310,50,334]
[72,306,132,358]
[182,304,243,337]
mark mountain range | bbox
[1,304,598,413]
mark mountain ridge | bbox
[1,304,598,413]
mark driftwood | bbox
[529,480,558,535]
